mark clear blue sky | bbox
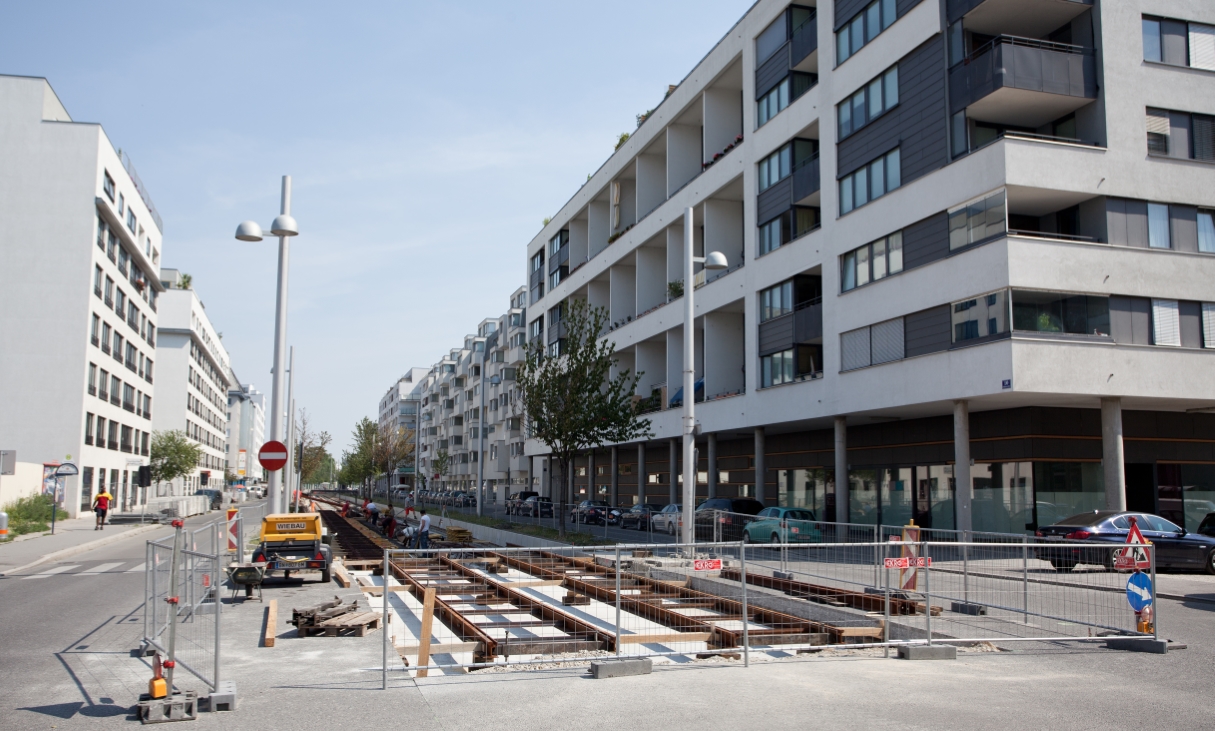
[1,0,752,455]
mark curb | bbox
[0,523,166,576]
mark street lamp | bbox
[235,175,299,514]
[682,206,727,548]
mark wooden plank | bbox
[396,641,478,655]
[618,632,712,644]
[416,587,436,678]
[332,562,352,588]
[838,627,884,638]
[263,599,277,648]
[360,585,412,595]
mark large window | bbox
[841,232,903,292]
[758,139,818,191]
[759,206,820,255]
[549,229,568,256]
[949,189,1006,250]
[1200,210,1215,253]
[836,0,896,65]
[952,291,1008,343]
[1143,16,1215,70]
[839,148,900,215]
[1147,107,1215,160]
[1011,291,1110,336]
[757,73,816,128]
[1148,202,1171,248]
[760,281,793,322]
[837,66,898,139]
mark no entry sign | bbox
[693,559,723,572]
[258,440,288,471]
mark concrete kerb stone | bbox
[590,658,652,679]
[0,522,164,576]
[898,645,957,660]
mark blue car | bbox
[1035,510,1215,573]
[741,507,822,544]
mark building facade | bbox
[227,377,266,485]
[523,0,1215,534]
[375,367,429,491]
[153,270,231,495]
[0,75,165,518]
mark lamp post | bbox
[681,206,727,548]
[235,175,299,514]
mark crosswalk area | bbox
[15,560,146,579]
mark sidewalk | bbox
[0,515,163,575]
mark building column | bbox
[954,400,972,534]
[1101,397,1127,511]
[754,427,766,503]
[669,438,679,505]
[637,442,647,504]
[706,433,718,500]
[610,446,619,506]
[834,417,848,523]
[587,450,596,500]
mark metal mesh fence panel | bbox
[144,536,221,691]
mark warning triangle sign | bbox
[1113,519,1152,570]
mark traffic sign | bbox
[693,558,722,572]
[258,441,289,471]
[1126,572,1153,612]
[1113,517,1152,570]
[884,557,932,569]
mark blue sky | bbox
[1,0,752,454]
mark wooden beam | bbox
[332,562,352,588]
[396,641,478,655]
[263,599,277,648]
[360,584,412,595]
[618,632,712,644]
[416,587,436,678]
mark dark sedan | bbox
[620,503,663,530]
[519,496,553,517]
[1035,510,1215,574]
[571,500,611,525]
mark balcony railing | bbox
[1007,228,1097,243]
[949,35,1096,123]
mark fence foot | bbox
[590,658,652,679]
[897,645,956,661]
[950,602,986,616]
[1103,637,1168,654]
[207,681,237,712]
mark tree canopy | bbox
[149,430,202,489]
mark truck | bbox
[250,513,332,583]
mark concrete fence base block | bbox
[950,601,987,616]
[1104,637,1168,654]
[898,644,957,661]
[590,658,652,679]
[208,681,237,712]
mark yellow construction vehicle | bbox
[251,513,332,583]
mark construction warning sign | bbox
[693,559,723,571]
[1113,517,1152,570]
[884,557,932,569]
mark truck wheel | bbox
[321,567,332,584]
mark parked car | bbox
[571,500,611,525]
[519,496,553,517]
[650,504,683,535]
[621,503,663,530]
[506,491,539,515]
[1035,511,1215,573]
[741,507,822,544]
[694,498,766,541]
[195,489,224,510]
[1199,513,1215,538]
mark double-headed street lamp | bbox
[681,206,727,547]
[235,175,298,515]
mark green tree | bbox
[294,409,333,489]
[515,298,651,536]
[431,450,452,494]
[373,422,415,509]
[341,417,379,500]
[149,430,203,494]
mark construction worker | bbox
[413,509,430,550]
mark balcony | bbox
[948,0,1092,37]
[755,6,817,98]
[950,36,1096,129]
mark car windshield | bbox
[732,500,765,514]
[1198,513,1215,537]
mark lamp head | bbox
[235,221,264,242]
[270,215,299,237]
[704,251,728,270]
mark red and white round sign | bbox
[258,441,289,471]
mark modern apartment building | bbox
[523,0,1215,534]
[375,367,429,491]
[405,287,530,502]
[153,270,232,495]
[227,378,267,485]
[0,75,165,518]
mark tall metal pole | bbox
[681,207,696,548]
[287,347,296,511]
[267,176,292,515]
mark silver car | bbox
[650,504,683,535]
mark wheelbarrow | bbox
[227,562,267,601]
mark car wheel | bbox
[320,567,332,584]
[741,532,752,544]
[1206,549,1215,576]
[668,522,676,536]
[770,532,781,544]
[1051,559,1077,572]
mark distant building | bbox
[227,379,266,485]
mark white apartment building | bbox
[153,270,231,495]
[0,75,165,518]
[403,287,530,502]
[227,377,267,485]
[523,0,1215,534]
[375,368,429,491]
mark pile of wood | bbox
[290,595,382,638]
[444,527,473,543]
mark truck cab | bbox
[251,513,332,583]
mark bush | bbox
[3,494,68,537]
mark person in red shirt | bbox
[92,489,113,530]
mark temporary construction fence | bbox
[362,539,1157,682]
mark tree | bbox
[373,422,415,510]
[515,298,651,536]
[179,273,193,289]
[294,409,333,489]
[342,417,379,500]
[431,450,452,494]
[149,430,203,496]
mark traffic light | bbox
[137,465,151,487]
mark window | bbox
[121,425,133,453]
[1143,16,1215,70]
[761,349,795,387]
[127,208,136,233]
[1146,108,1170,154]
[531,251,544,272]
[1147,107,1215,160]
[110,375,121,405]
[102,171,115,201]
[1199,210,1215,253]
[836,0,896,65]
[117,193,125,217]
[123,383,136,412]
[125,342,137,371]
[837,66,898,139]
[529,319,543,340]
[1012,291,1110,336]
[840,318,904,370]
[549,229,568,256]
[759,206,820,255]
[101,323,112,354]
[952,291,1008,343]
[1148,202,1171,248]
[841,232,902,292]
[113,333,124,363]
[839,148,899,214]
[756,73,816,127]
[87,363,97,396]
[1152,299,1181,346]
[96,218,107,251]
[758,139,817,192]
[104,276,114,306]
[90,314,100,346]
[85,413,95,445]
[760,281,794,322]
[1143,17,1162,62]
[949,189,1007,250]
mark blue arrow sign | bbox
[1126,572,1153,612]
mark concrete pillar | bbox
[637,442,647,504]
[669,438,679,505]
[1102,398,1127,511]
[587,450,596,500]
[610,446,619,506]
[834,417,848,523]
[754,427,766,503]
[954,400,972,534]
[706,433,718,499]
